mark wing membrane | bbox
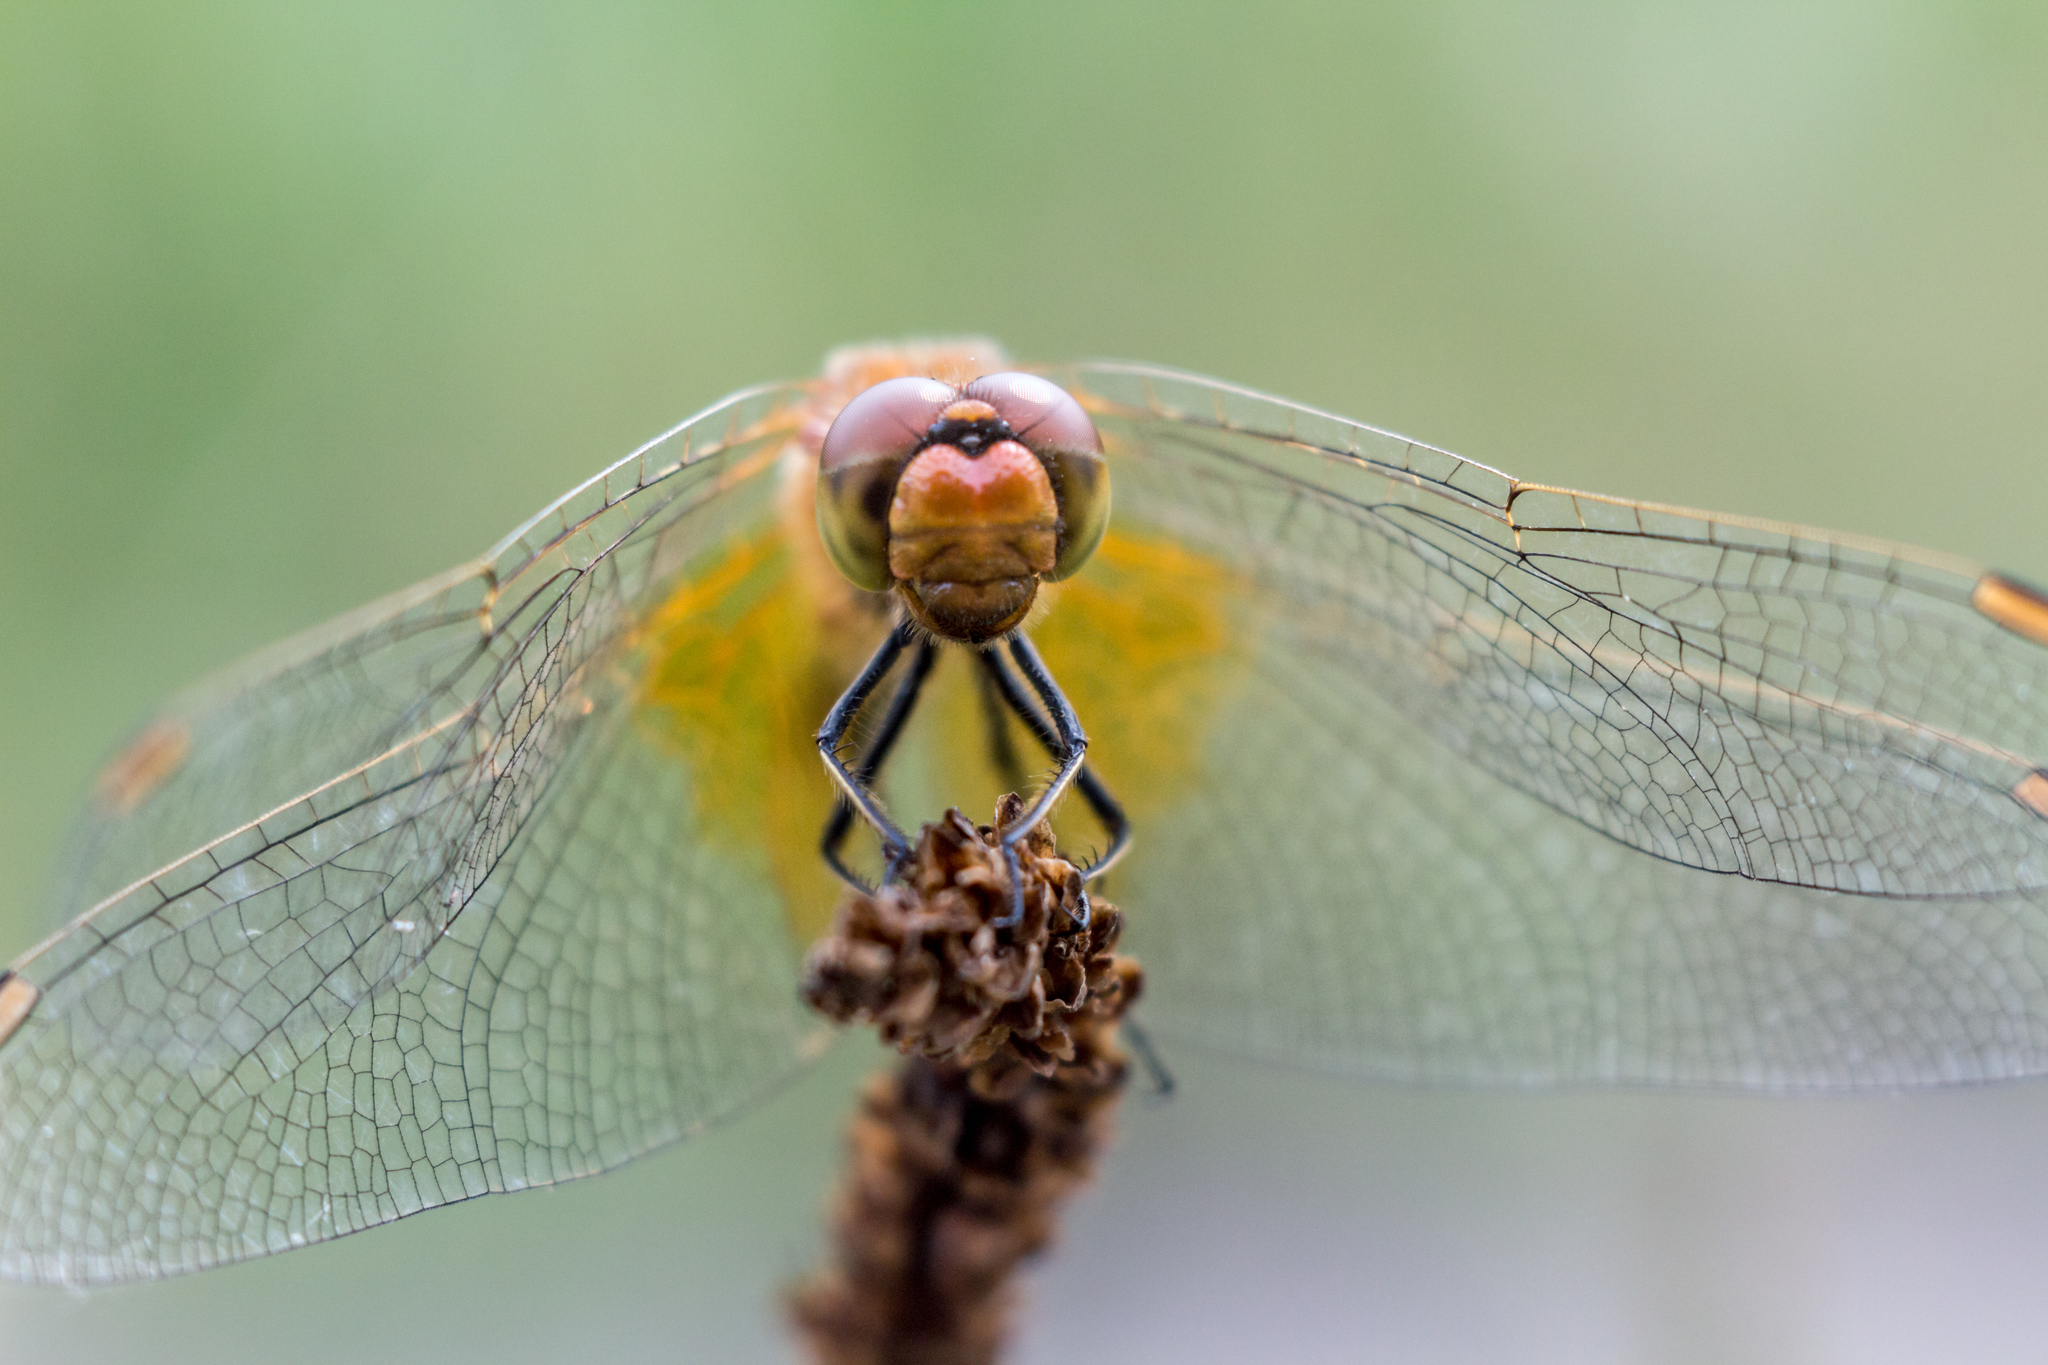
[1055,361,2048,1088]
[0,381,827,1283]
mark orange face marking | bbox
[887,438,1059,641]
[0,973,39,1048]
[888,440,1060,547]
[1974,573,2048,648]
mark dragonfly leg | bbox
[974,643,1131,889]
[1120,1015,1178,1099]
[817,621,937,890]
[975,633,1124,929]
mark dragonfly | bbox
[4,338,2048,1287]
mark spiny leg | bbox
[820,635,942,888]
[973,645,1130,881]
[819,623,1125,925]
[819,635,941,890]
[817,620,936,889]
[977,633,1116,928]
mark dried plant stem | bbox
[790,800,1141,1365]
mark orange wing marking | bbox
[0,972,39,1048]
[1974,573,2048,648]
[93,719,192,816]
[2014,771,2048,822]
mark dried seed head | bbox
[799,801,1137,1087]
[790,802,1145,1365]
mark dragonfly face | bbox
[5,338,2048,1285]
[814,371,1110,642]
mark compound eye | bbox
[817,376,957,590]
[962,372,1099,456]
[963,372,1110,580]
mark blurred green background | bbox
[4,4,2048,1363]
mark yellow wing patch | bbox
[632,520,889,944]
[627,511,1252,944]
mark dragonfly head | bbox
[816,371,1110,643]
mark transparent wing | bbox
[0,381,833,1284]
[1051,361,2048,1090]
